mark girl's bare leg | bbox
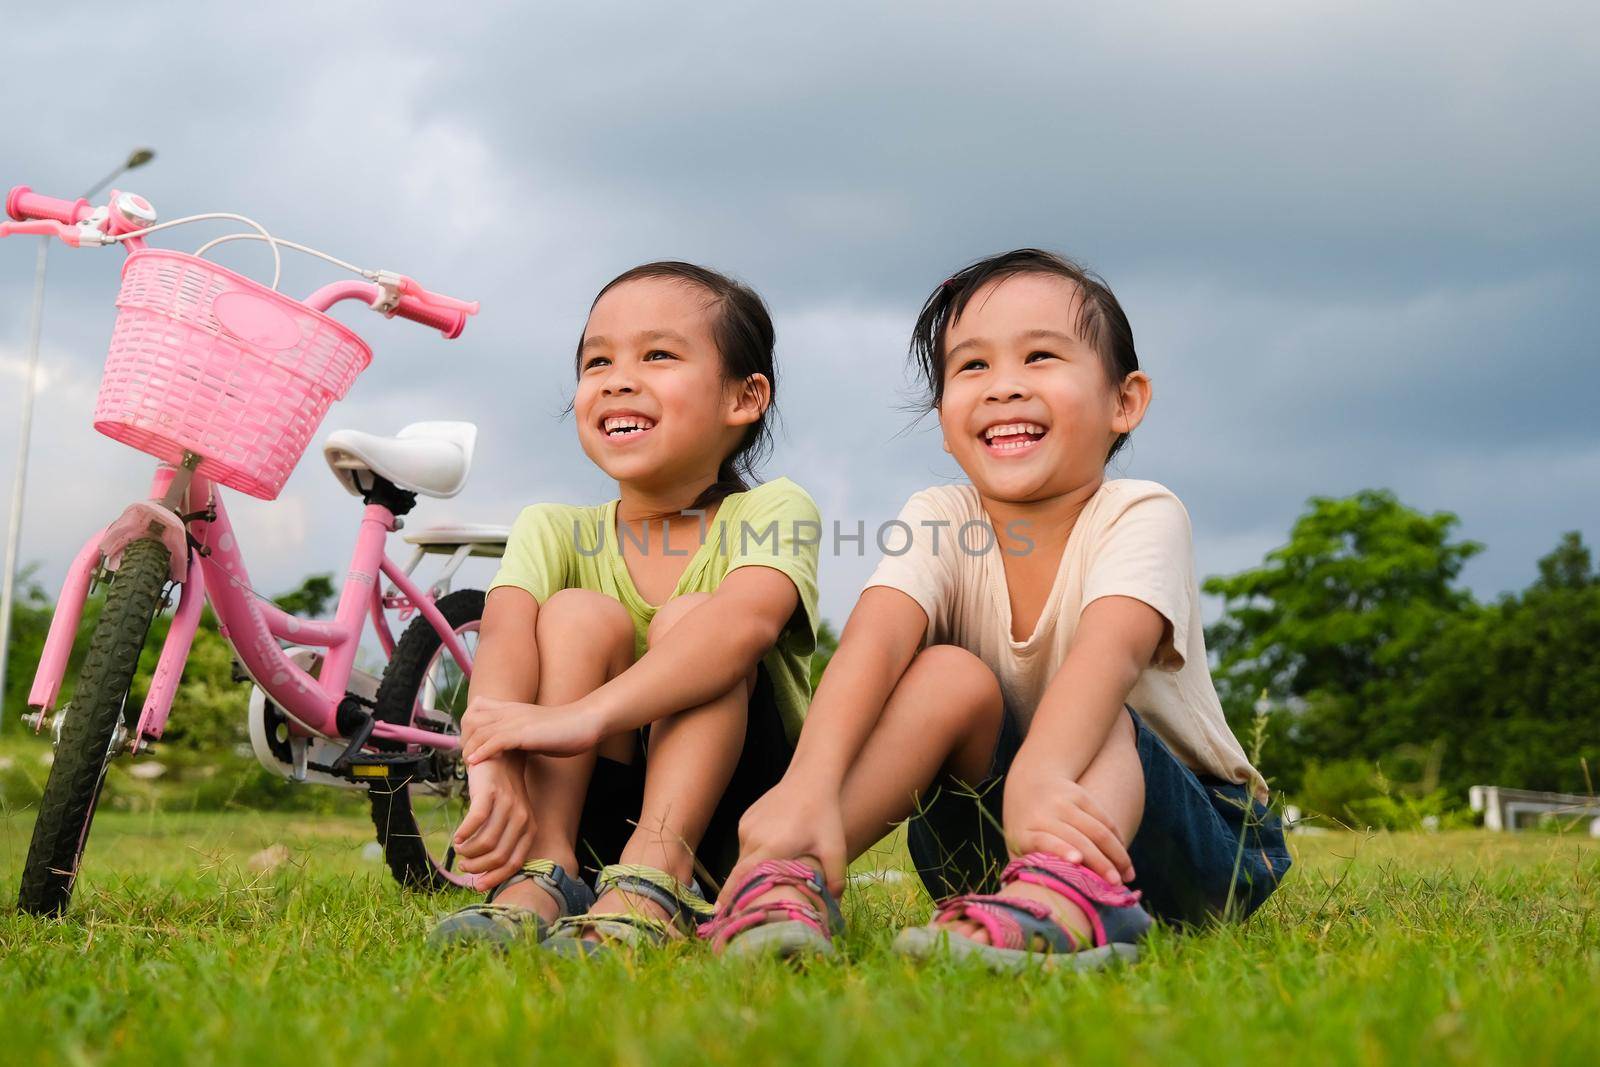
[729,645,1005,913]
[491,588,636,919]
[811,640,1144,942]
[583,593,752,936]
[732,644,1141,946]
[833,645,1008,857]
[934,712,1144,944]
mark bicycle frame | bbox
[28,464,472,754]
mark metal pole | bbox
[0,238,51,724]
[0,149,153,728]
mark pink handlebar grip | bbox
[398,275,481,316]
[391,294,468,339]
[7,186,90,225]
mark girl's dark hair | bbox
[577,261,778,511]
[909,248,1140,462]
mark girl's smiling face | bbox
[574,276,764,494]
[938,273,1151,504]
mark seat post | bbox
[360,475,418,518]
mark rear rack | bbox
[386,523,509,605]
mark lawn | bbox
[0,808,1596,1066]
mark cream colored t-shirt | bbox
[864,479,1265,800]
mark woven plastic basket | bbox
[94,249,372,500]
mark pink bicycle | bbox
[2,183,507,915]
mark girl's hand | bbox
[720,778,849,901]
[461,696,602,763]
[1002,751,1135,884]
[453,754,535,891]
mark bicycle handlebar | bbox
[390,293,470,339]
[3,183,479,339]
[6,186,89,226]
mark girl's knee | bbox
[646,591,712,647]
[906,645,1004,730]
[537,588,633,654]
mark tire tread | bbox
[367,588,484,891]
[18,537,169,916]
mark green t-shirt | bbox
[488,476,821,743]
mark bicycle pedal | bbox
[313,750,432,783]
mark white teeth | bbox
[982,422,1046,441]
[603,415,655,436]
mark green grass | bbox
[0,809,1596,1067]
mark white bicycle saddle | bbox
[322,421,477,499]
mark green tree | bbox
[1404,532,1600,795]
[1204,490,1482,790]
[272,573,336,617]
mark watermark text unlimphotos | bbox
[574,513,1038,558]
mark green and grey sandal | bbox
[544,863,714,958]
[427,859,595,950]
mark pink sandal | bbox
[894,852,1152,972]
[699,859,845,959]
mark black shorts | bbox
[572,664,792,891]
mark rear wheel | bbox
[18,537,170,916]
[367,588,483,891]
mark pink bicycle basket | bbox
[94,249,373,500]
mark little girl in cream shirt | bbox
[700,249,1291,969]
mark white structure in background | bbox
[1469,785,1600,834]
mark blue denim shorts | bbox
[906,707,1291,927]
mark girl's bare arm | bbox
[584,565,800,735]
[461,566,802,761]
[468,587,543,704]
[450,587,542,888]
[715,586,929,895]
[782,586,929,788]
[1000,594,1166,881]
[1022,594,1165,779]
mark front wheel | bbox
[18,537,170,916]
[367,588,483,891]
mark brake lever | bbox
[0,217,114,247]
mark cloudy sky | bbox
[2,1,1596,626]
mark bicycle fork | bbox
[25,458,200,751]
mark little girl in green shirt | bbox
[430,262,820,954]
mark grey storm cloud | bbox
[1,0,1596,624]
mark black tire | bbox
[367,588,483,891]
[18,537,170,916]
